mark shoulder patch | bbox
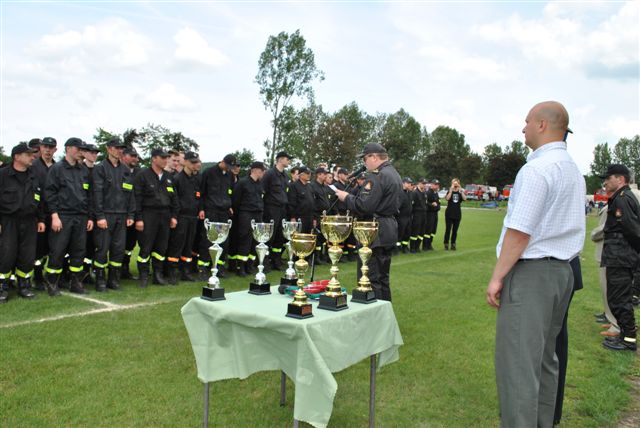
[615,208,622,218]
[364,181,373,191]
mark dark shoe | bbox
[17,277,36,299]
[444,243,449,250]
[69,273,88,294]
[138,262,150,288]
[451,243,456,251]
[179,264,197,282]
[168,264,179,286]
[83,264,95,285]
[198,266,211,281]
[152,260,168,285]
[106,268,121,291]
[632,295,640,306]
[602,336,637,352]
[95,268,107,292]
[236,261,248,277]
[34,263,46,291]
[401,246,410,254]
[0,289,8,303]
[45,273,61,296]
[245,260,255,275]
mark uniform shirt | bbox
[411,189,427,212]
[232,175,264,213]
[600,185,640,268]
[133,167,179,221]
[262,166,289,207]
[0,166,41,217]
[334,180,349,214]
[311,180,331,218]
[45,158,92,216]
[398,189,413,216]
[93,159,135,220]
[200,163,232,212]
[426,188,441,212]
[31,158,54,215]
[174,170,202,218]
[496,142,585,260]
[287,181,314,218]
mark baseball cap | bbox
[600,164,630,179]
[11,142,38,157]
[357,143,387,158]
[250,161,266,170]
[65,137,84,148]
[41,137,57,147]
[151,148,170,158]
[315,167,329,174]
[123,147,139,157]
[223,154,238,167]
[28,138,42,149]
[106,137,126,148]
[402,177,414,184]
[276,151,291,160]
[184,151,200,162]
[83,143,100,153]
[298,165,310,175]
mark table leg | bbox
[280,371,287,406]
[369,354,377,428]
[203,382,210,428]
[293,419,299,427]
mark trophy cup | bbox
[317,211,352,311]
[280,219,302,287]
[249,220,275,295]
[286,232,316,319]
[201,219,232,301]
[351,220,379,304]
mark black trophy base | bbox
[249,281,271,295]
[351,288,377,304]
[201,286,225,301]
[279,277,298,286]
[286,302,313,319]
[318,293,349,311]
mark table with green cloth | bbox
[181,287,403,428]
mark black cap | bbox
[11,142,38,157]
[418,178,427,184]
[403,177,414,183]
[106,136,126,148]
[357,143,387,158]
[28,138,42,149]
[337,168,349,175]
[65,137,83,148]
[315,167,329,174]
[298,165,310,175]
[223,154,238,167]
[600,164,630,179]
[276,151,291,160]
[41,137,57,147]
[250,161,266,170]
[184,151,200,162]
[83,143,100,153]
[151,148,170,158]
[123,147,138,157]
[431,179,440,185]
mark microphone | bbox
[347,165,366,180]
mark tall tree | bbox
[379,109,427,179]
[612,136,640,182]
[589,142,612,176]
[507,140,529,159]
[255,30,324,165]
[231,149,256,177]
[0,146,10,165]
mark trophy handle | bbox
[227,219,232,228]
[296,218,302,231]
[251,219,256,229]
[204,218,211,229]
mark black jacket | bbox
[311,180,331,218]
[174,170,202,217]
[426,188,441,212]
[133,167,179,220]
[399,189,413,216]
[262,166,289,207]
[287,181,314,219]
[45,158,92,216]
[201,163,232,212]
[601,185,640,268]
[93,159,135,220]
[0,166,42,218]
[233,176,264,213]
[411,189,427,213]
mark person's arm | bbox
[445,188,453,201]
[486,228,531,308]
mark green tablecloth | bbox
[181,287,403,428]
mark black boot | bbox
[83,262,95,285]
[34,262,46,291]
[227,259,237,275]
[94,268,107,292]
[451,243,456,251]
[198,264,211,281]
[402,245,410,254]
[216,264,226,278]
[152,260,168,286]
[138,262,150,288]
[106,268,121,291]
[179,261,197,282]
[245,259,255,275]
[410,240,418,253]
[0,280,9,304]
[236,261,248,277]
[45,273,61,296]
[17,277,36,299]
[121,254,137,280]
[69,272,88,294]
[444,243,449,251]
[167,262,179,286]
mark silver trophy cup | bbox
[201,219,232,300]
[282,219,302,281]
[249,220,275,294]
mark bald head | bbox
[532,101,569,131]
[523,101,570,149]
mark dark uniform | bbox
[425,184,441,250]
[410,186,427,252]
[397,183,413,254]
[344,146,403,301]
[0,145,41,302]
[134,164,179,286]
[31,151,55,289]
[92,155,135,290]
[82,153,98,282]
[287,178,315,233]
[335,178,358,260]
[44,141,93,294]
[231,170,264,276]
[262,165,290,269]
[601,178,640,351]
[311,176,331,263]
[122,164,141,279]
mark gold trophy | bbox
[286,232,316,319]
[351,220,378,304]
[317,211,352,311]
[201,219,232,301]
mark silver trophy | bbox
[201,219,232,301]
[281,219,302,284]
[249,219,275,295]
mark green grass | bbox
[0,209,636,427]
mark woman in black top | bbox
[444,178,466,250]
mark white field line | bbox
[391,246,495,267]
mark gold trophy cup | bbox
[286,232,316,319]
[317,211,352,311]
[351,220,379,304]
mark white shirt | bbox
[496,142,586,260]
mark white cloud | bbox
[137,83,197,111]
[173,27,230,69]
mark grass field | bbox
[1,208,637,427]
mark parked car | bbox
[438,188,448,199]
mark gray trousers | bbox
[495,259,573,428]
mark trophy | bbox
[201,219,232,301]
[249,220,275,295]
[317,211,352,311]
[351,220,379,304]
[286,232,316,319]
[280,219,302,286]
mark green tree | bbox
[589,142,612,176]
[378,109,427,180]
[0,146,10,165]
[459,153,483,185]
[507,140,529,159]
[275,102,326,166]
[612,135,639,182]
[231,149,256,172]
[423,125,471,184]
[255,30,324,164]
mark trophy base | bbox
[249,282,272,295]
[318,293,349,311]
[201,286,225,301]
[351,288,377,304]
[286,303,313,319]
[279,277,298,286]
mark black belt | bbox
[605,233,625,239]
[518,257,566,262]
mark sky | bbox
[1,0,638,174]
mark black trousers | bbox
[48,214,87,272]
[93,213,127,268]
[0,214,37,278]
[137,209,171,264]
[299,215,313,234]
[606,266,637,337]
[410,212,426,248]
[264,204,287,258]
[444,217,461,244]
[167,215,198,261]
[36,217,51,261]
[357,246,393,301]
[233,211,262,260]
[198,210,230,266]
[125,223,137,253]
[397,215,411,247]
[426,211,438,239]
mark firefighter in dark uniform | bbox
[92,137,135,291]
[311,167,331,264]
[397,177,414,254]
[31,137,57,290]
[133,149,179,287]
[197,154,236,278]
[287,166,315,233]
[120,147,141,279]
[599,164,640,352]
[335,143,402,301]
[81,142,100,283]
[334,168,357,261]
[166,151,204,284]
[424,179,441,250]
[231,161,266,276]
[262,151,291,271]
[0,143,42,303]
[410,179,427,253]
[44,138,94,295]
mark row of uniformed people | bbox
[396,177,442,254]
